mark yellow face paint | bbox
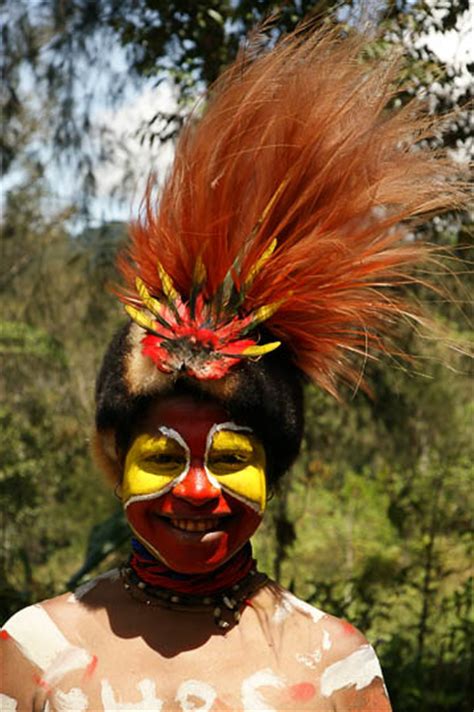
[206,426,266,513]
[122,422,266,515]
[122,428,189,505]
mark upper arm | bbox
[1,620,41,711]
[318,619,392,712]
[1,600,93,711]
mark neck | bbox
[129,539,256,596]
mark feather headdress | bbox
[118,26,463,397]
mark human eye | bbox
[212,452,249,464]
[140,439,187,471]
[145,453,186,466]
[207,450,251,472]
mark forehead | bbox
[138,395,231,437]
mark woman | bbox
[1,25,461,711]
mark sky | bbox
[3,5,472,228]
[86,6,473,226]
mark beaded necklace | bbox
[120,540,268,629]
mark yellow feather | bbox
[157,261,180,303]
[193,255,207,285]
[260,178,288,225]
[242,341,281,357]
[124,305,156,333]
[135,278,164,317]
[250,300,284,326]
[243,238,277,291]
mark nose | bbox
[172,464,221,506]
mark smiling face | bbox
[121,396,266,573]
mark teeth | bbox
[170,518,220,532]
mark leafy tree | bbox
[1,3,471,709]
[3,1,470,207]
[0,176,126,620]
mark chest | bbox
[38,622,331,712]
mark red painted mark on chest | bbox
[289,682,316,702]
[84,654,98,678]
[0,629,9,640]
[341,620,357,635]
[33,674,51,692]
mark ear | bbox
[91,428,122,485]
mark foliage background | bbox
[1,1,472,710]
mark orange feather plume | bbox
[118,26,465,396]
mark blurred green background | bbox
[1,1,472,710]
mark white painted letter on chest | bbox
[241,668,286,711]
[101,679,163,710]
[175,680,217,711]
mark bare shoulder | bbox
[49,567,122,609]
[261,584,392,711]
[1,569,122,701]
[3,568,122,634]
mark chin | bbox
[128,504,262,574]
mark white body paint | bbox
[101,679,163,710]
[322,629,332,651]
[241,668,286,711]
[296,629,332,668]
[43,647,92,685]
[0,694,18,711]
[175,680,217,711]
[4,604,92,681]
[320,644,385,698]
[296,649,321,669]
[53,688,89,712]
[68,568,120,602]
[272,591,325,624]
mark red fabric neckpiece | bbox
[130,539,255,595]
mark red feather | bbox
[118,27,465,395]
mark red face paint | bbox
[125,397,263,573]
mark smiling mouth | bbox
[168,517,225,532]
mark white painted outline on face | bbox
[205,422,262,512]
[124,421,264,513]
[124,426,191,509]
[125,421,260,510]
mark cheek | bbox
[122,461,179,503]
[210,464,267,514]
[125,493,263,571]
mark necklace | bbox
[120,563,268,630]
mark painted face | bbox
[121,397,266,573]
